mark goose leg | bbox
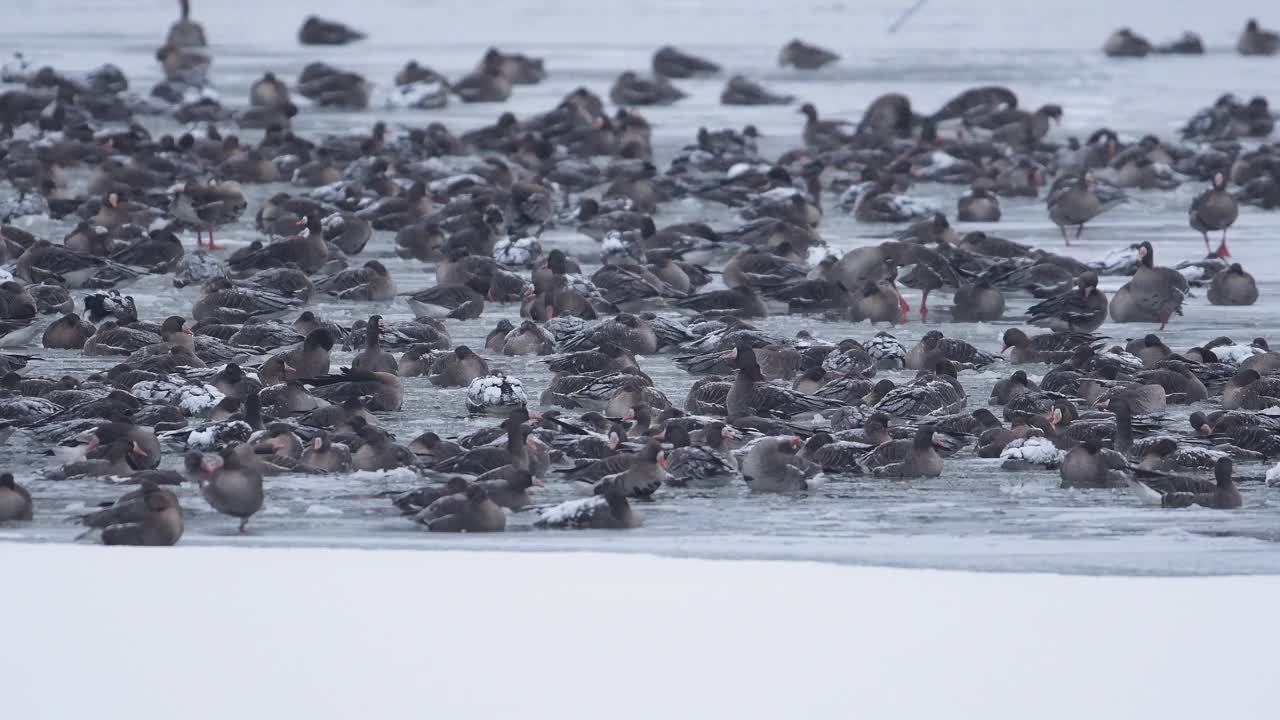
[239,517,249,534]
[1201,231,1211,255]
[1216,229,1229,258]
[194,227,204,248]
[919,289,930,321]
[205,224,223,251]
[1059,224,1070,246]
[1075,223,1085,240]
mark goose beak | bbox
[721,427,735,439]
[789,436,802,449]
[656,451,668,468]
[532,478,544,487]
[295,216,307,226]
[526,410,542,420]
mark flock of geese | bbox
[1,3,1280,542]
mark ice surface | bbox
[3,543,1279,719]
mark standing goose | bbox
[1047,173,1124,244]
[0,472,32,521]
[199,447,264,533]
[1189,172,1237,257]
[1207,263,1258,306]
[857,425,944,478]
[166,0,207,48]
[1109,242,1188,329]
[78,481,183,546]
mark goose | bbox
[1047,173,1124,244]
[415,485,506,533]
[0,472,32,521]
[534,483,640,529]
[1129,457,1241,509]
[298,16,365,45]
[663,422,738,487]
[740,436,823,491]
[466,374,527,415]
[428,346,489,387]
[1026,272,1107,333]
[857,425,944,478]
[1207,264,1258,306]
[1103,28,1152,57]
[166,0,207,49]
[1059,439,1131,489]
[309,368,403,412]
[1189,172,1237,256]
[652,46,720,78]
[778,39,839,69]
[351,315,398,375]
[1109,242,1188,329]
[720,75,794,106]
[78,480,183,546]
[1238,18,1280,56]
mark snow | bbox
[536,495,602,525]
[3,543,1278,719]
[1000,435,1065,468]
[1212,344,1262,366]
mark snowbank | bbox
[3,543,1276,719]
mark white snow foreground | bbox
[3,543,1278,719]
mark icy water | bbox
[3,0,1280,574]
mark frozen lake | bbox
[2,0,1280,574]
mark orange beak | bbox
[721,427,734,439]
[656,451,667,469]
